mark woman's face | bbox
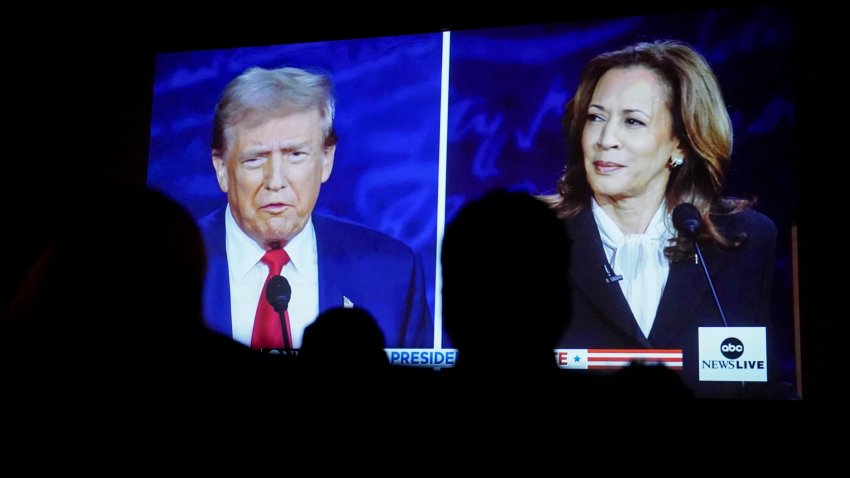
[582,67,683,204]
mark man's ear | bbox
[212,150,229,193]
[321,145,335,183]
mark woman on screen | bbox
[549,40,795,398]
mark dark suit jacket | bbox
[199,207,432,348]
[557,205,791,398]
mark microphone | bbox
[672,202,701,238]
[672,203,728,327]
[604,262,623,283]
[266,275,291,313]
[266,275,293,349]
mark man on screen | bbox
[201,66,432,350]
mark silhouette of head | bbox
[299,307,389,372]
[3,183,208,355]
[441,190,571,372]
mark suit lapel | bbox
[201,207,233,337]
[567,208,652,347]
[649,247,712,347]
[313,215,349,313]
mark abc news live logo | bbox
[720,338,746,359]
[698,327,767,382]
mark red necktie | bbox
[250,248,292,350]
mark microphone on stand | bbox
[672,203,728,327]
[266,275,293,350]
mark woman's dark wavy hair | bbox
[550,40,749,260]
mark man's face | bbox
[212,108,335,247]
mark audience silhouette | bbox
[1,184,262,399]
[440,189,598,406]
[442,190,571,374]
[300,306,390,378]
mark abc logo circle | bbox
[720,337,744,359]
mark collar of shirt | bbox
[591,198,674,339]
[591,197,673,251]
[224,205,319,347]
[224,204,317,283]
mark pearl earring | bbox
[667,156,684,169]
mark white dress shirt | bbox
[592,198,674,339]
[225,205,320,348]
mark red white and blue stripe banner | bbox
[555,349,683,370]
